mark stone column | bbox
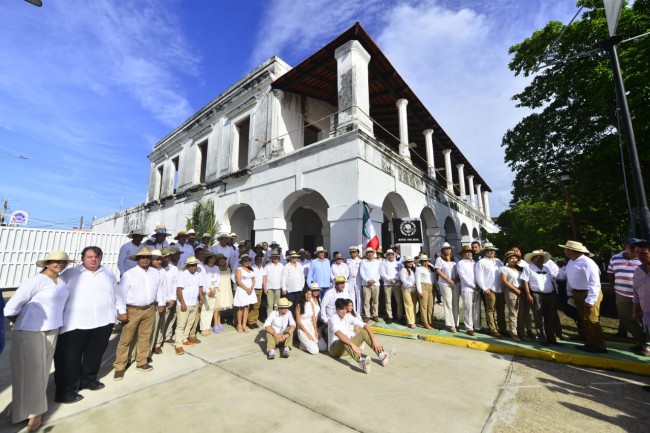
[334,41,373,137]
[467,175,476,208]
[423,129,435,178]
[456,164,466,200]
[396,99,411,162]
[476,184,484,214]
[482,190,491,218]
[271,89,286,157]
[442,149,453,192]
[253,217,289,250]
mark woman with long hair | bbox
[233,254,256,333]
[399,257,418,329]
[296,286,326,354]
[4,251,72,431]
[434,243,459,332]
[213,254,233,333]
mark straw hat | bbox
[276,298,292,309]
[334,275,347,284]
[182,256,201,269]
[482,242,498,251]
[417,255,431,262]
[239,254,251,263]
[364,247,375,254]
[440,242,453,250]
[36,251,74,267]
[403,256,415,263]
[128,247,154,260]
[174,231,187,240]
[314,246,327,254]
[288,250,300,258]
[270,248,282,257]
[385,249,395,255]
[310,282,321,290]
[217,233,229,240]
[524,250,551,263]
[201,232,212,239]
[154,224,171,236]
[349,246,359,252]
[186,229,196,235]
[150,249,163,258]
[503,250,521,261]
[558,240,590,254]
[229,232,238,238]
[127,229,146,239]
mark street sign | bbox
[9,210,28,225]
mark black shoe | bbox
[55,393,84,404]
[613,331,628,338]
[81,381,105,391]
[577,345,608,354]
[629,344,644,353]
[385,318,393,324]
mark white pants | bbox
[348,275,363,315]
[440,283,460,328]
[462,290,481,331]
[200,296,218,330]
[298,322,327,354]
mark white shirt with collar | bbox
[163,263,180,302]
[566,254,601,305]
[264,310,296,334]
[116,265,165,314]
[328,312,365,349]
[265,262,284,290]
[175,242,195,266]
[117,241,142,275]
[4,273,69,332]
[359,259,380,286]
[177,268,206,307]
[281,262,304,293]
[475,257,504,293]
[380,259,403,284]
[60,264,118,333]
[320,289,351,324]
[521,263,555,294]
[456,258,477,292]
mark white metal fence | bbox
[0,227,129,289]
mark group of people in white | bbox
[6,220,650,432]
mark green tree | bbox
[502,0,650,255]
[186,198,220,240]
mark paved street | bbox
[0,322,648,433]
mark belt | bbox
[127,304,154,310]
[572,289,588,292]
[531,291,554,295]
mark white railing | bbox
[0,227,129,289]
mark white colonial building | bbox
[93,23,498,258]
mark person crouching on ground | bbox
[264,298,296,359]
[328,298,396,374]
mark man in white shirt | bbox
[145,224,171,251]
[380,249,403,324]
[173,231,195,266]
[328,298,396,374]
[522,250,558,345]
[155,248,178,352]
[347,246,363,315]
[280,250,304,314]
[264,297,296,359]
[320,276,352,325]
[360,248,381,322]
[174,256,205,354]
[475,243,505,337]
[562,240,607,353]
[117,229,145,276]
[113,247,166,380]
[264,250,285,317]
[54,246,117,404]
[457,245,480,335]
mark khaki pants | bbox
[266,289,281,317]
[114,305,155,370]
[615,293,645,343]
[161,306,176,343]
[384,284,404,319]
[505,290,520,335]
[363,284,380,318]
[419,283,434,326]
[485,291,507,334]
[531,292,557,342]
[266,330,293,351]
[329,328,373,362]
[248,289,263,325]
[175,305,198,345]
[573,290,606,349]
[402,288,419,326]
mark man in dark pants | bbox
[54,246,118,403]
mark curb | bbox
[370,327,650,377]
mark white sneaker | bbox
[267,349,276,360]
[358,356,371,374]
[281,347,291,358]
[360,342,366,350]
[380,348,397,367]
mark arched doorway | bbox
[229,205,255,244]
[444,217,460,250]
[460,223,471,246]
[381,192,409,251]
[283,190,329,251]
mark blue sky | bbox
[0,0,580,229]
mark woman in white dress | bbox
[3,251,72,432]
[434,243,460,332]
[213,254,233,333]
[233,254,257,333]
[200,253,220,336]
[296,287,327,354]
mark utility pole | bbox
[79,216,84,230]
[0,200,7,226]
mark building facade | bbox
[93,23,498,258]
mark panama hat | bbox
[239,254,252,263]
[349,246,359,252]
[36,251,75,267]
[128,247,154,260]
[385,249,395,255]
[276,298,293,309]
[314,246,327,254]
[482,242,498,251]
[417,255,431,262]
[186,229,196,235]
[154,224,171,236]
[182,256,201,269]
[160,248,174,256]
[364,247,375,253]
[217,233,229,240]
[310,282,321,290]
[403,256,415,263]
[558,240,590,254]
[174,231,187,240]
[201,232,212,239]
[440,242,453,250]
[504,250,521,261]
[150,249,163,258]
[127,229,146,239]
[270,248,282,257]
[288,250,300,258]
[229,232,238,238]
[334,275,347,284]
[524,250,551,263]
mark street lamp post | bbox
[560,173,579,240]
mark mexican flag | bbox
[362,201,380,250]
